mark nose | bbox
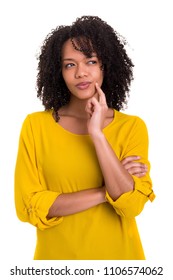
[75,63,88,78]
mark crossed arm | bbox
[47,155,147,218]
[47,84,148,219]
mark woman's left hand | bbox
[85,83,108,136]
[121,156,148,178]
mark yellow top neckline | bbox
[50,109,116,137]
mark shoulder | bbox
[114,110,149,145]
[114,110,147,128]
[23,110,53,125]
[27,110,52,120]
[20,110,53,135]
[110,110,149,138]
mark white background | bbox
[0,0,172,278]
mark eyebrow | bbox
[62,54,97,62]
[62,58,76,62]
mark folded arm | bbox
[86,83,155,217]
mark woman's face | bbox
[61,39,104,101]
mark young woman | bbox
[14,15,155,260]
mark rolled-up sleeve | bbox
[14,116,63,230]
[105,116,155,218]
[106,175,155,218]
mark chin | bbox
[77,91,95,100]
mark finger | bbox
[95,83,107,104]
[121,156,140,165]
[132,172,147,178]
[86,96,99,107]
[127,166,147,175]
[88,96,100,108]
[123,162,148,171]
[85,104,92,116]
[85,97,99,115]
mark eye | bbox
[87,60,97,65]
[64,63,75,69]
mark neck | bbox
[67,97,88,118]
[62,96,89,119]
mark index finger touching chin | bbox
[95,83,106,104]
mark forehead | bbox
[61,39,78,57]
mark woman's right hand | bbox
[121,156,148,178]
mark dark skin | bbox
[47,40,147,218]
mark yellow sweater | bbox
[14,109,155,260]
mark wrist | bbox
[101,187,107,203]
[96,187,106,203]
[91,187,106,204]
[89,130,105,142]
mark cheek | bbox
[62,71,71,86]
[96,70,104,85]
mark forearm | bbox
[47,187,106,218]
[91,132,134,200]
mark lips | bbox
[76,82,91,90]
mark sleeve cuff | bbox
[105,176,155,217]
[28,191,63,230]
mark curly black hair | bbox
[36,15,134,121]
